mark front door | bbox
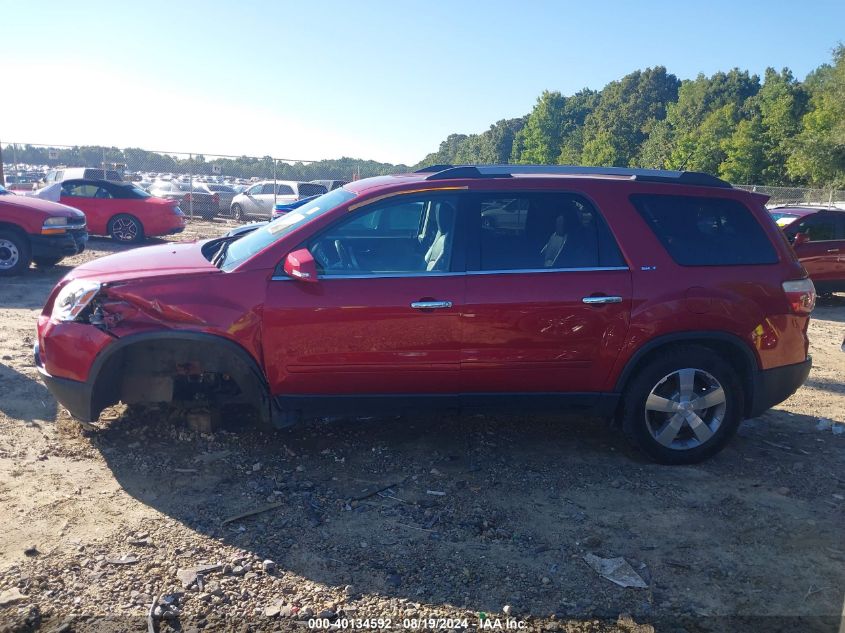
[262,192,466,401]
[788,212,845,292]
[59,181,111,235]
[462,191,632,394]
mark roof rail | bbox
[418,164,732,189]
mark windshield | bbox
[221,187,356,271]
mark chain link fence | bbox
[734,184,845,208]
[0,142,405,219]
[3,143,845,217]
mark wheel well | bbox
[614,337,756,419]
[108,213,141,227]
[90,335,271,424]
[0,222,28,238]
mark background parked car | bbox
[43,167,122,185]
[148,180,217,220]
[310,179,349,191]
[58,178,185,243]
[0,183,87,274]
[229,180,327,220]
[768,205,824,227]
[783,208,845,294]
[198,183,237,215]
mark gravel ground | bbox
[0,220,843,633]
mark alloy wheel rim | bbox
[113,218,138,241]
[644,368,727,451]
[0,238,20,270]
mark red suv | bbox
[35,166,815,464]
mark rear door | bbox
[462,190,632,395]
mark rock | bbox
[0,587,26,606]
[386,573,402,588]
[541,576,551,585]
[777,487,791,496]
[262,559,276,573]
[583,534,602,548]
[252,463,262,472]
[23,546,39,557]
[502,605,512,616]
[296,465,306,472]
[264,605,281,617]
[318,609,336,619]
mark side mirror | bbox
[283,248,318,283]
[793,232,809,246]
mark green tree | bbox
[788,45,845,186]
[720,115,766,183]
[580,67,679,167]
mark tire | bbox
[231,204,246,221]
[33,256,63,267]
[0,229,32,276]
[108,214,144,244]
[620,345,744,465]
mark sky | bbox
[2,0,844,165]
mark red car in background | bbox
[0,184,87,274]
[782,208,845,294]
[58,179,186,243]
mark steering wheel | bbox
[334,239,359,270]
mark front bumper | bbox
[30,229,88,258]
[749,356,812,417]
[35,342,95,421]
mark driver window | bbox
[794,215,839,242]
[308,195,459,276]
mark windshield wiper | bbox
[212,240,230,268]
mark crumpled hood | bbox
[67,240,219,283]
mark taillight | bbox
[782,278,816,315]
[212,193,220,204]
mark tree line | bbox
[418,45,845,187]
[2,145,408,182]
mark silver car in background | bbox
[229,180,327,220]
[199,183,237,215]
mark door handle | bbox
[826,248,840,253]
[411,300,452,310]
[582,295,623,305]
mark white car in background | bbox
[229,180,327,220]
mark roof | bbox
[415,164,733,188]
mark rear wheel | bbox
[621,346,743,464]
[108,214,144,243]
[0,230,32,276]
[231,204,246,221]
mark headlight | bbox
[52,280,101,322]
[42,217,69,234]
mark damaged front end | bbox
[36,279,272,428]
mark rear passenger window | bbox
[475,192,625,271]
[631,195,778,266]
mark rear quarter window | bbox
[630,194,778,266]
